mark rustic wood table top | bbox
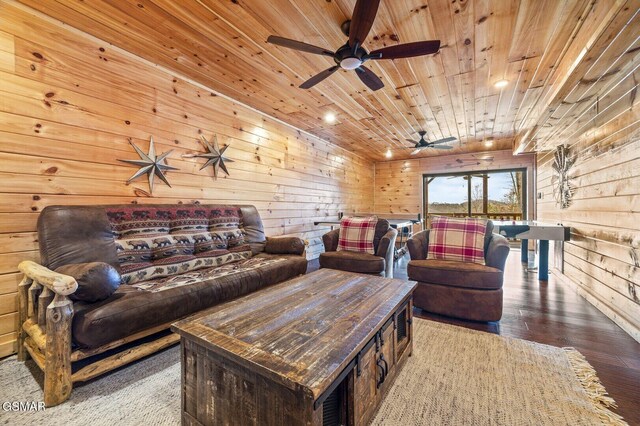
[172,269,416,401]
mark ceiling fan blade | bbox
[349,0,380,47]
[430,145,453,150]
[355,65,384,91]
[410,148,423,155]
[370,40,441,59]
[430,136,457,145]
[267,35,334,57]
[369,40,440,59]
[299,66,340,89]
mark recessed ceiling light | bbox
[484,138,494,147]
[324,112,336,123]
[494,80,509,88]
[385,149,392,159]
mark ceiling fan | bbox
[405,131,456,155]
[266,0,440,91]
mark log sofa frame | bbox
[17,260,180,406]
[18,203,308,406]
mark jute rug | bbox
[0,319,626,425]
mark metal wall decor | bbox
[118,136,178,194]
[184,134,233,179]
[551,144,574,209]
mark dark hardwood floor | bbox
[309,251,640,425]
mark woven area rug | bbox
[0,319,626,425]
[371,320,626,426]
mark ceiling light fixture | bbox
[324,112,336,123]
[494,79,509,88]
[484,138,494,147]
[385,148,392,159]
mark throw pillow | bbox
[427,216,487,264]
[55,262,121,303]
[337,216,378,254]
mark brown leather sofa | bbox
[319,219,398,277]
[406,221,510,321]
[17,204,307,406]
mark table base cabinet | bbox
[180,299,414,426]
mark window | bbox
[426,175,468,215]
[423,169,526,222]
[487,171,524,217]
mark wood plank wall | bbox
[532,0,640,342]
[374,150,536,218]
[537,116,640,343]
[0,3,374,357]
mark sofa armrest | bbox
[376,227,398,278]
[486,234,510,271]
[322,229,340,252]
[407,230,430,260]
[265,236,306,256]
[18,260,78,296]
[17,260,75,405]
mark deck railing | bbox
[427,212,523,223]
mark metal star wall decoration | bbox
[119,136,178,194]
[184,134,233,179]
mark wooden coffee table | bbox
[172,268,417,426]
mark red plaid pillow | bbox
[337,216,378,254]
[427,216,487,264]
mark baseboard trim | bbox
[551,269,640,343]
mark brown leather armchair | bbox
[319,219,398,278]
[406,221,510,321]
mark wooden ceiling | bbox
[16,0,640,161]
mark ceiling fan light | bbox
[340,57,362,70]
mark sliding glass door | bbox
[423,169,526,223]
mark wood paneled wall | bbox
[537,117,640,343]
[0,3,374,357]
[374,150,536,218]
[534,0,640,342]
